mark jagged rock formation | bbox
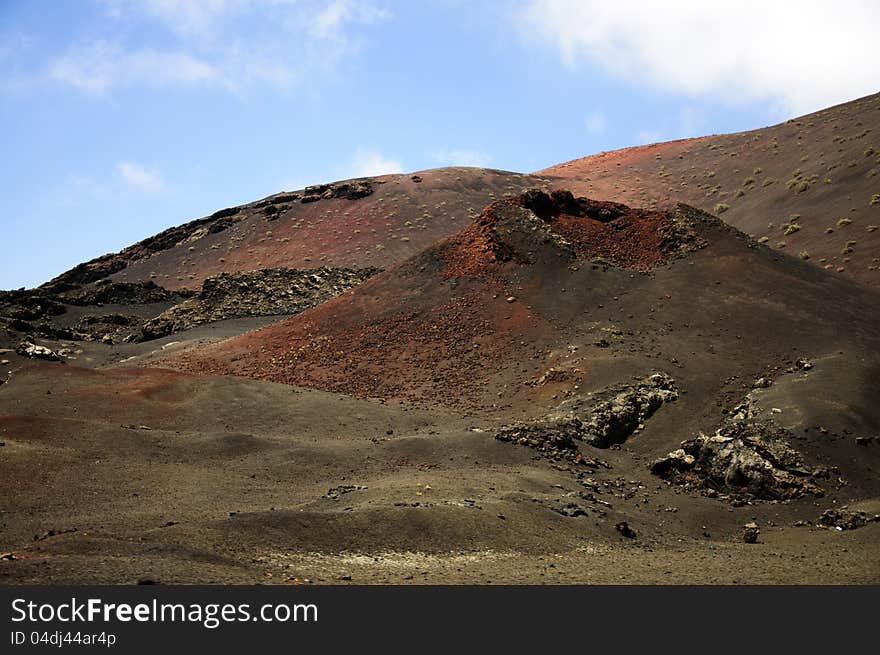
[137,266,379,341]
[496,373,679,460]
[650,418,824,500]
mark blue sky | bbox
[2,0,878,289]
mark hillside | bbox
[171,189,880,422]
[2,96,880,586]
[41,168,545,293]
[540,93,880,288]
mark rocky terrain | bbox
[137,267,379,341]
[1,96,879,585]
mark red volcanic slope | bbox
[42,94,879,295]
[43,168,546,292]
[538,93,880,288]
[166,190,880,418]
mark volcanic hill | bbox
[540,92,880,288]
[2,95,880,585]
[41,168,547,293]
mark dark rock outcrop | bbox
[496,373,678,462]
[300,179,373,203]
[498,373,678,458]
[0,290,66,320]
[818,508,879,530]
[136,266,379,341]
[651,418,824,500]
[60,280,175,306]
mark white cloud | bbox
[117,161,166,192]
[49,41,217,94]
[310,0,390,40]
[584,110,606,134]
[518,0,880,114]
[346,148,404,177]
[430,148,491,168]
[47,1,389,95]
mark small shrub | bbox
[868,225,878,233]
[871,193,880,205]
[762,177,776,186]
[714,203,730,214]
[799,251,810,259]
[757,236,769,243]
[743,176,756,186]
[837,217,853,227]
[784,224,802,235]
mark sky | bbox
[1,0,878,289]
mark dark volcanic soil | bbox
[0,362,877,584]
[2,97,880,585]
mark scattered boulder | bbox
[15,341,60,361]
[616,521,637,538]
[743,522,760,543]
[651,418,823,500]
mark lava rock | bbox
[818,508,879,531]
[15,341,60,361]
[743,522,760,543]
[651,418,823,500]
[616,521,637,538]
[137,266,380,341]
